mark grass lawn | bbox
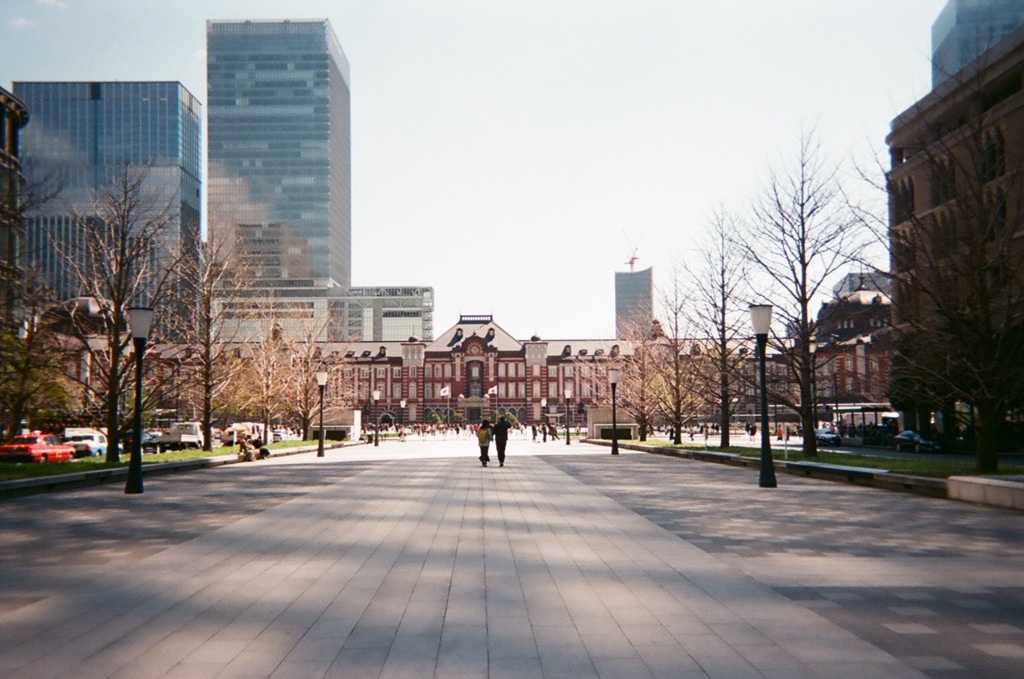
[0,440,325,482]
[648,440,1024,479]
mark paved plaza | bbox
[0,437,1022,679]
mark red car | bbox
[0,433,74,463]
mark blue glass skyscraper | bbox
[932,0,1024,87]
[12,81,202,301]
[207,19,352,289]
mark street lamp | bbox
[316,370,328,457]
[749,304,777,488]
[400,399,406,427]
[372,389,380,446]
[564,387,572,446]
[125,306,154,495]
[808,334,818,433]
[608,368,620,455]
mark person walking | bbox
[477,420,493,467]
[492,416,511,467]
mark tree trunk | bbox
[105,348,122,464]
[202,385,213,452]
[801,376,818,459]
[975,403,1002,474]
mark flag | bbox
[487,385,498,396]
[440,386,450,397]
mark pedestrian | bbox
[477,419,493,467]
[492,416,511,467]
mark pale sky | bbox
[3,0,947,340]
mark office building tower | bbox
[13,81,201,303]
[207,19,351,290]
[615,267,653,339]
[1,86,29,324]
[932,0,1024,87]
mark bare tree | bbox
[53,166,181,462]
[655,265,708,444]
[165,229,251,450]
[741,130,863,458]
[616,318,662,442]
[236,298,290,442]
[0,268,70,439]
[282,318,345,441]
[690,210,749,447]
[1,165,67,438]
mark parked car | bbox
[155,421,204,450]
[0,433,74,463]
[122,429,161,454]
[815,428,842,446]
[62,427,108,458]
[893,430,942,453]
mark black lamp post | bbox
[808,334,818,433]
[316,370,328,457]
[125,306,153,495]
[750,304,777,488]
[372,389,380,446]
[564,387,572,446]
[608,368,620,455]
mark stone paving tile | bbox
[0,442,1010,678]
[545,452,1024,679]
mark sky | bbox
[3,0,948,340]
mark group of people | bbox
[237,434,270,461]
[475,416,511,467]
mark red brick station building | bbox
[329,315,627,429]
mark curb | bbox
[586,439,949,499]
[0,441,356,500]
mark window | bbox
[564,366,573,377]
[931,156,955,206]
[376,367,386,379]
[425,365,433,378]
[548,383,558,398]
[393,384,401,399]
[359,367,369,379]
[392,367,401,379]
[444,364,452,378]
[409,367,417,378]
[981,128,1006,183]
[533,382,540,397]
[410,382,417,399]
[498,363,506,378]
[532,365,540,377]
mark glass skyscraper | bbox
[932,0,1024,87]
[615,267,653,339]
[13,81,202,302]
[207,19,352,288]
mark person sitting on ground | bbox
[238,435,256,461]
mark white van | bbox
[62,427,108,458]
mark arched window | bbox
[981,128,1005,182]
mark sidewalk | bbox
[0,440,1018,678]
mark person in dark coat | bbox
[492,416,511,467]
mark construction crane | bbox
[623,233,641,271]
[625,250,640,271]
